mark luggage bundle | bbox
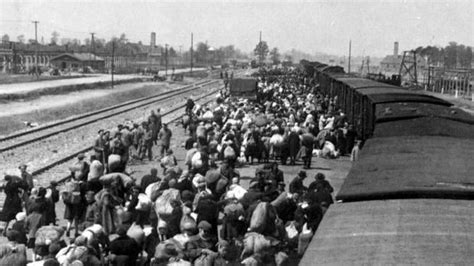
[87,160,104,182]
[136,193,152,211]
[62,180,82,204]
[155,188,180,217]
[35,225,65,246]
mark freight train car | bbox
[299,60,474,264]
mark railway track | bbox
[0,82,224,208]
[0,79,216,152]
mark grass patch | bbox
[0,73,89,85]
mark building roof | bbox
[300,199,474,265]
[50,53,104,62]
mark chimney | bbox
[394,41,399,57]
[150,32,156,47]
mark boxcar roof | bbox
[299,199,474,265]
[319,65,345,73]
[374,102,474,124]
[374,116,474,138]
[337,136,474,202]
[335,77,399,89]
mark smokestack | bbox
[151,32,156,47]
[394,41,399,57]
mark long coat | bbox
[0,181,24,222]
[288,131,301,159]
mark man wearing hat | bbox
[19,163,34,192]
[158,123,173,159]
[73,153,89,182]
[289,170,308,194]
[183,220,218,263]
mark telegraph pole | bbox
[111,41,115,88]
[165,44,168,77]
[32,20,39,78]
[348,40,352,73]
[190,33,193,74]
[90,32,95,65]
[259,31,262,43]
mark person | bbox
[45,181,60,225]
[308,173,334,193]
[26,187,48,252]
[140,122,154,161]
[287,128,301,165]
[11,212,28,245]
[1,175,26,233]
[62,172,86,237]
[73,153,90,182]
[289,170,307,194]
[148,110,159,145]
[160,149,178,175]
[19,164,34,192]
[351,139,361,162]
[83,190,99,224]
[185,98,195,114]
[109,224,141,266]
[141,168,160,192]
[93,129,108,164]
[270,162,284,185]
[157,123,172,159]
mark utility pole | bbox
[165,44,168,77]
[90,32,95,69]
[190,33,193,74]
[111,41,115,88]
[259,31,262,43]
[179,45,182,67]
[348,40,351,73]
[32,20,39,79]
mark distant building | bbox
[380,42,427,76]
[50,53,105,71]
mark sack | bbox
[254,115,269,127]
[127,223,145,245]
[204,169,220,184]
[100,172,133,187]
[0,244,27,266]
[271,192,288,208]
[165,166,183,180]
[202,111,214,121]
[242,232,271,258]
[88,160,104,182]
[225,185,247,200]
[285,222,299,241]
[270,134,284,146]
[180,214,196,232]
[249,202,269,233]
[35,226,64,246]
[223,146,236,159]
[63,181,81,204]
[182,114,191,126]
[145,182,162,202]
[136,193,152,211]
[194,253,214,266]
[108,154,122,172]
[155,189,180,216]
[223,202,245,221]
[191,152,203,169]
[215,176,229,195]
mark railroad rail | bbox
[0,79,217,152]
[33,85,222,185]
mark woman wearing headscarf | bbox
[0,175,26,234]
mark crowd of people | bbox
[0,67,360,265]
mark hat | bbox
[50,180,58,187]
[198,221,212,231]
[18,164,27,169]
[316,173,325,180]
[298,170,307,177]
[77,153,85,160]
[116,224,128,236]
[15,212,26,221]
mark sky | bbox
[1,0,472,57]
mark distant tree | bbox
[444,42,458,68]
[195,42,209,63]
[2,34,10,43]
[270,47,280,65]
[84,38,91,46]
[284,54,293,62]
[28,39,36,44]
[51,31,59,45]
[168,47,177,57]
[17,35,25,44]
[254,41,269,64]
[119,33,128,44]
